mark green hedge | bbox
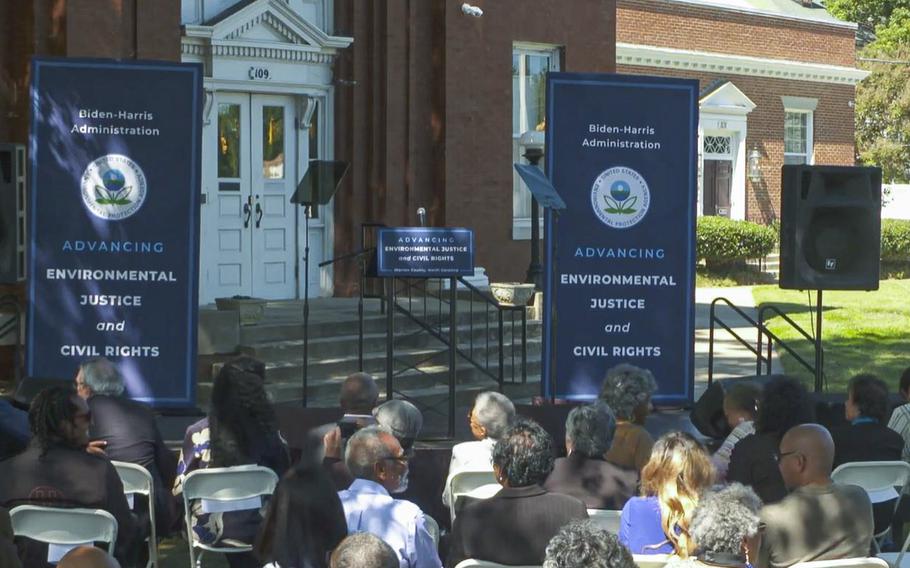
[881,219,910,263]
[696,216,777,269]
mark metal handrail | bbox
[708,297,772,386]
[757,304,820,385]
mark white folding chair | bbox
[112,461,158,568]
[9,505,118,563]
[832,461,910,552]
[181,465,279,568]
[447,469,499,522]
[793,558,891,568]
[587,508,622,534]
[454,560,540,568]
[633,554,672,568]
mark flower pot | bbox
[489,282,535,307]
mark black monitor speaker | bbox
[779,165,882,290]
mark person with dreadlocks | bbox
[173,359,290,568]
[0,386,138,567]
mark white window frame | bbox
[512,42,561,240]
[782,96,817,166]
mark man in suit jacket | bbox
[447,418,588,567]
[545,402,638,510]
[76,358,177,535]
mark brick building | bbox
[615,0,866,223]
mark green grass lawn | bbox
[752,279,910,393]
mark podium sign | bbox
[27,58,202,407]
[376,228,474,277]
[543,73,698,405]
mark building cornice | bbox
[617,43,870,85]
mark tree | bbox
[827,0,910,181]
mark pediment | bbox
[210,0,351,50]
[700,81,756,114]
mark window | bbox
[703,135,732,157]
[781,96,817,166]
[512,43,561,239]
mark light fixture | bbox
[748,146,763,183]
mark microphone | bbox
[417,207,427,227]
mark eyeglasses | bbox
[774,450,800,463]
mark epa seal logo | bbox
[80,154,147,220]
[591,166,650,229]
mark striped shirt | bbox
[712,420,755,482]
[887,403,910,462]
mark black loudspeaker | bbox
[779,165,882,291]
[0,144,27,283]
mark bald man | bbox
[758,424,873,568]
[58,546,121,568]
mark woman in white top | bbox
[712,381,761,481]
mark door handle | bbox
[255,200,263,229]
[243,196,252,228]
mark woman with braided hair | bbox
[0,387,139,567]
[173,358,290,568]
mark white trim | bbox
[780,95,818,111]
[644,0,858,29]
[512,218,545,241]
[616,43,870,85]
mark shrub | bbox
[696,216,777,270]
[881,219,910,263]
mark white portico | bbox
[181,0,351,304]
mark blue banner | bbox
[376,228,474,277]
[543,73,697,405]
[27,58,202,407]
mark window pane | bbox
[262,106,285,179]
[784,155,807,165]
[512,54,521,134]
[523,54,549,133]
[218,103,241,179]
[784,112,807,154]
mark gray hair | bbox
[599,364,657,420]
[690,483,762,555]
[373,400,423,448]
[566,402,616,458]
[330,532,398,568]
[80,358,124,396]
[473,391,516,440]
[344,426,394,480]
[544,519,636,568]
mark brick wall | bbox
[618,64,856,222]
[617,0,856,67]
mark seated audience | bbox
[759,424,873,568]
[255,463,348,568]
[443,391,515,506]
[712,382,761,481]
[58,546,121,568]
[173,363,290,568]
[307,372,380,464]
[600,363,657,471]
[324,399,424,490]
[76,357,178,534]
[544,519,637,568]
[728,375,814,504]
[619,431,714,557]
[0,387,138,567]
[338,426,441,568]
[330,532,400,568]
[832,373,903,467]
[447,418,588,567]
[0,396,29,460]
[887,366,910,461]
[666,483,763,568]
[0,506,22,568]
[544,402,638,509]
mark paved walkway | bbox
[693,285,783,400]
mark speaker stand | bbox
[813,290,824,393]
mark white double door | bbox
[206,93,317,301]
